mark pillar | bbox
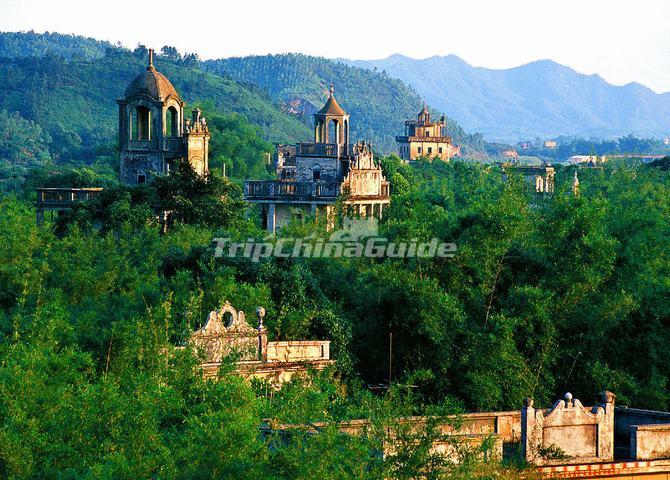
[310,203,317,217]
[267,203,276,234]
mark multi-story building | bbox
[244,86,390,233]
[395,105,457,161]
[117,49,210,185]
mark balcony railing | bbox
[296,143,353,158]
[36,188,104,208]
[244,181,341,200]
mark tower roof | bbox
[124,49,180,101]
[317,84,346,116]
[418,102,430,117]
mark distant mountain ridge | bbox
[344,54,670,142]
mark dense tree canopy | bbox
[0,156,668,477]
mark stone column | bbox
[597,390,616,461]
[521,397,540,463]
[267,203,276,234]
[311,203,317,217]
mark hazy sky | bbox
[2,0,670,93]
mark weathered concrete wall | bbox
[632,424,670,460]
[295,156,339,182]
[522,392,616,466]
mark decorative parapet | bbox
[188,301,334,386]
[190,301,265,364]
[522,391,616,466]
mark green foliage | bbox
[0,153,668,477]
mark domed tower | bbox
[117,49,209,185]
[313,84,350,147]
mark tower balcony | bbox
[244,180,341,202]
[296,142,352,158]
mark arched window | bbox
[315,119,325,142]
[312,164,321,181]
[166,106,179,137]
[328,119,339,144]
[343,119,349,145]
[132,106,151,140]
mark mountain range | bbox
[344,54,670,142]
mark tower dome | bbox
[318,85,347,116]
[124,49,180,101]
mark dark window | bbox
[166,106,179,137]
[137,174,147,184]
[428,147,432,154]
[418,147,422,154]
[313,169,321,181]
[439,147,443,154]
[425,130,430,137]
[132,106,151,140]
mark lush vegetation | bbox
[0,155,668,477]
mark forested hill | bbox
[0,31,112,60]
[0,40,310,165]
[203,54,486,155]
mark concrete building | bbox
[244,86,390,233]
[396,105,458,161]
[117,49,209,185]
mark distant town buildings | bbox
[544,140,558,149]
[244,86,390,233]
[117,49,210,185]
[395,105,458,161]
[502,149,519,160]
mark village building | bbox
[117,49,210,185]
[395,105,458,161]
[244,86,390,233]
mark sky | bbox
[2,0,670,93]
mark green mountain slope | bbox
[0,46,310,163]
[203,54,485,154]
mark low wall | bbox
[631,424,670,460]
[615,408,670,459]
[266,341,330,362]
